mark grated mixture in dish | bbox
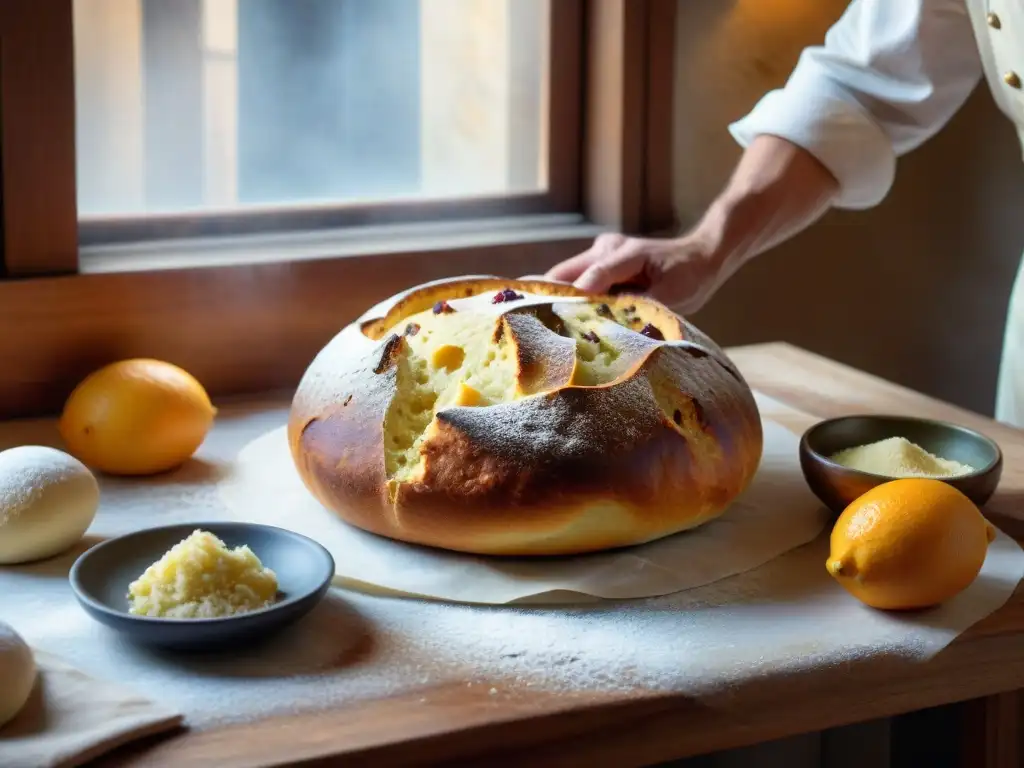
[830,436,975,479]
[127,529,279,618]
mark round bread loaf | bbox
[288,276,763,556]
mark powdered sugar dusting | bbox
[0,446,91,526]
[0,398,1020,733]
[356,274,506,323]
[444,289,588,319]
[5,526,1011,731]
[299,279,746,482]
[296,285,591,426]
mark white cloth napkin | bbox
[0,651,183,768]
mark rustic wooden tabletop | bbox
[77,342,1023,767]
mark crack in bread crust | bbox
[288,276,763,556]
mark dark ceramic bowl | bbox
[69,522,335,651]
[799,415,1003,515]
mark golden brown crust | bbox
[287,329,401,535]
[504,312,577,396]
[288,276,763,556]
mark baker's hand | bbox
[543,233,725,315]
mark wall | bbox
[673,0,1024,416]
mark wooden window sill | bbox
[78,214,603,274]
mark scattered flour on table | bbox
[0,534,959,731]
[0,402,1018,732]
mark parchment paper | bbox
[219,407,833,604]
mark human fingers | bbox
[573,247,648,294]
[543,247,602,283]
[544,233,628,283]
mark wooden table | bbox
[95,342,1024,768]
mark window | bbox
[73,0,575,243]
[0,0,675,420]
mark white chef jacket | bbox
[729,0,985,210]
[727,0,1024,423]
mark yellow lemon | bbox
[59,359,216,476]
[826,478,995,610]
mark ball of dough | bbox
[0,621,36,728]
[0,445,99,565]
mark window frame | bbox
[0,1,78,276]
[0,0,676,420]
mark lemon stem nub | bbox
[828,558,855,578]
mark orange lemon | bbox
[826,478,995,610]
[59,359,216,476]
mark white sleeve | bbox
[729,0,983,209]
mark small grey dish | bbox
[69,522,335,651]
[799,414,1003,515]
